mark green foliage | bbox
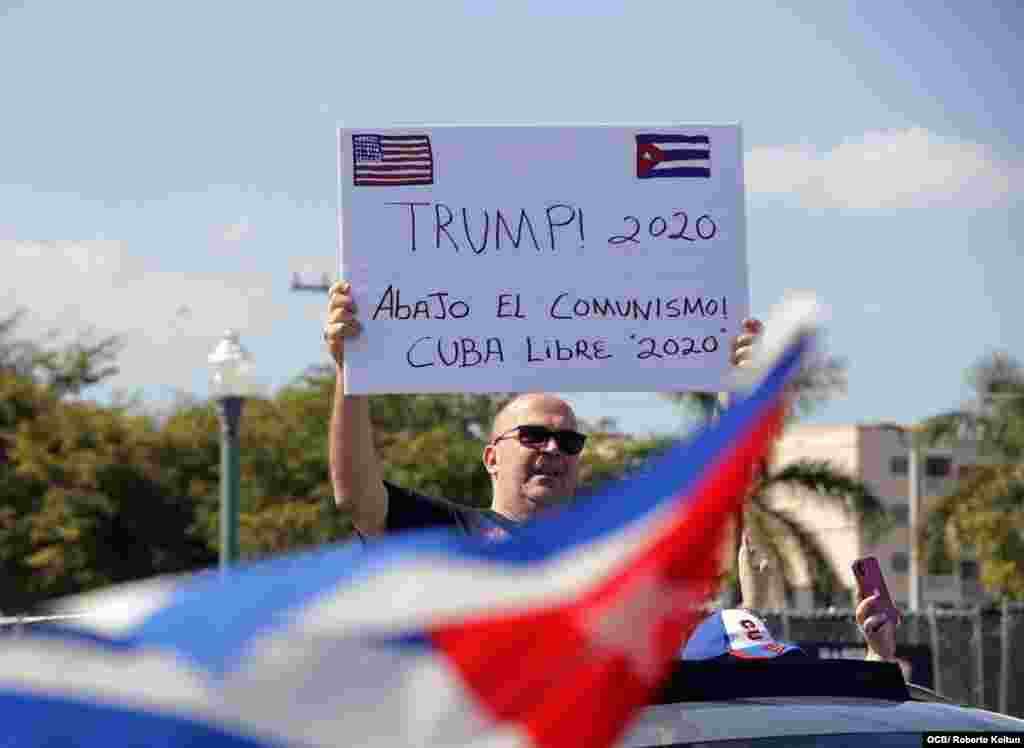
[240,497,353,559]
[10,395,212,601]
[923,351,1024,600]
[931,463,1024,599]
[1,313,209,608]
[0,319,672,609]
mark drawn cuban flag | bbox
[0,296,819,748]
[635,133,711,179]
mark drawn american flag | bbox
[352,133,434,186]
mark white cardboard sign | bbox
[338,124,748,394]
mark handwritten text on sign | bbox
[339,125,748,394]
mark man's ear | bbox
[482,443,499,477]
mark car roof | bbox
[616,659,1024,746]
[621,697,1024,746]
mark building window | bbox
[890,456,909,475]
[890,504,909,524]
[960,559,979,581]
[925,456,952,477]
[891,552,909,573]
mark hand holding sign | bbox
[324,281,362,368]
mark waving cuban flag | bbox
[0,297,819,748]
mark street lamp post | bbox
[208,330,258,569]
[216,396,243,567]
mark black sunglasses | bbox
[491,424,587,455]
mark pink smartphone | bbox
[851,556,901,623]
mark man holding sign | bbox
[327,124,759,537]
[324,280,762,537]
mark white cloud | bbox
[2,239,287,399]
[746,128,1022,209]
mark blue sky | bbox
[2,1,1021,436]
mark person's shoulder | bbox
[384,481,479,514]
[383,481,483,534]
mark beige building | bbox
[764,423,987,610]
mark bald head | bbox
[484,392,582,522]
[490,393,578,440]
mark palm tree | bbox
[744,459,890,607]
[921,351,1024,599]
[924,352,1024,458]
[663,352,888,606]
[929,463,1024,599]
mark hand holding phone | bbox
[852,557,900,617]
[852,556,901,662]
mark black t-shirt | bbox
[383,481,520,540]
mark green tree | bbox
[2,311,131,608]
[1,311,211,608]
[925,352,1024,458]
[924,351,1024,599]
[157,376,345,562]
[222,369,350,558]
[0,370,54,609]
[10,395,212,600]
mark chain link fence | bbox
[4,603,1024,717]
[759,600,1024,716]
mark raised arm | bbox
[324,281,388,536]
[738,531,778,611]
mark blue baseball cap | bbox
[682,609,804,661]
